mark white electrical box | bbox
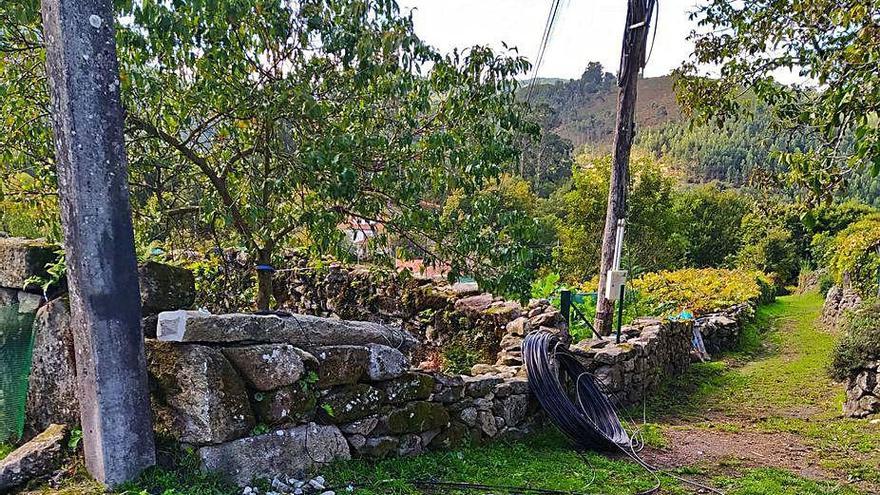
[605,270,627,301]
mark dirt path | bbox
[639,293,880,492]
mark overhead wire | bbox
[525,0,569,105]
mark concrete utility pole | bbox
[595,0,656,335]
[40,0,155,486]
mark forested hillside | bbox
[523,63,680,148]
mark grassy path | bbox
[641,292,879,493]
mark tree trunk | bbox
[255,249,273,311]
[595,0,652,335]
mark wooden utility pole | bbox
[595,0,656,335]
[41,0,155,486]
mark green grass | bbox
[0,442,14,460]
[715,468,862,495]
[638,292,879,491]
[323,429,686,495]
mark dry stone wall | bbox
[844,362,880,418]
[11,246,764,486]
[144,312,542,486]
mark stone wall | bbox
[844,363,880,418]
[147,312,540,486]
[821,285,862,330]
[273,260,567,367]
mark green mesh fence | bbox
[0,304,35,443]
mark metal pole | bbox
[616,283,625,344]
[41,0,155,485]
[560,290,572,327]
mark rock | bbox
[453,294,493,315]
[138,261,196,314]
[25,298,79,437]
[463,375,503,397]
[458,407,478,427]
[16,292,42,313]
[314,346,370,388]
[339,416,379,436]
[198,423,350,486]
[0,238,57,291]
[222,344,305,391]
[349,436,398,459]
[428,422,470,449]
[529,310,559,328]
[397,434,422,457]
[385,402,450,434]
[430,374,464,403]
[477,411,497,437]
[317,384,382,424]
[493,378,529,398]
[146,341,255,444]
[450,282,480,297]
[0,424,68,491]
[251,385,316,425]
[495,394,529,426]
[375,373,434,404]
[156,311,419,352]
[505,316,532,337]
[365,344,409,381]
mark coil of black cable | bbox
[523,330,630,452]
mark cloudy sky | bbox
[396,0,699,81]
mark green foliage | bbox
[826,213,880,296]
[440,344,481,375]
[549,152,687,283]
[677,0,880,205]
[0,442,12,460]
[186,250,255,313]
[441,175,555,299]
[529,272,560,300]
[735,203,802,286]
[830,299,880,380]
[2,0,539,306]
[671,183,750,268]
[631,268,774,316]
[23,247,65,296]
[640,105,814,186]
[67,428,82,451]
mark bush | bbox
[630,268,775,316]
[826,213,880,297]
[830,299,880,380]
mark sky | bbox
[396,0,700,81]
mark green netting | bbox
[0,304,35,443]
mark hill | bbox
[521,62,681,149]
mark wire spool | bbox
[523,331,630,451]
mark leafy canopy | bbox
[1,0,541,301]
[677,0,880,205]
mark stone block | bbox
[156,311,418,352]
[365,344,409,381]
[385,402,450,434]
[463,375,503,397]
[314,345,370,388]
[222,344,305,391]
[146,341,254,445]
[25,298,79,437]
[376,373,434,404]
[317,384,382,424]
[138,261,195,314]
[251,385,316,425]
[198,423,349,486]
[0,238,57,291]
[0,424,68,492]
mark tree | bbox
[677,0,880,205]
[1,0,537,308]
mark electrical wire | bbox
[525,0,568,104]
[523,330,726,495]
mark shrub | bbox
[826,213,880,297]
[630,268,775,316]
[830,299,880,380]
